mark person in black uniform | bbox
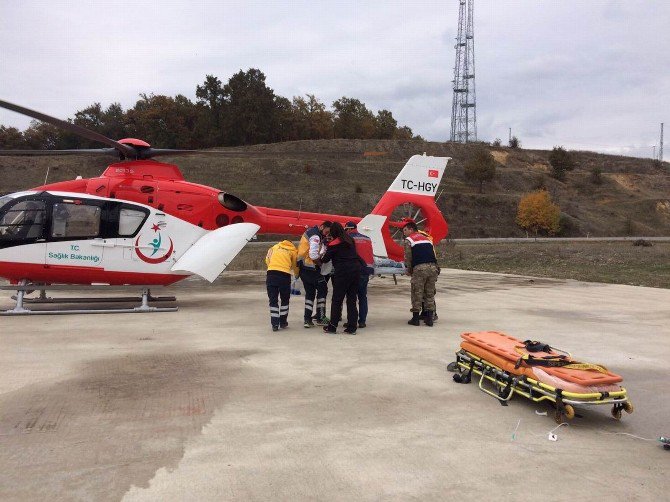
[319,222,361,335]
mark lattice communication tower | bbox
[450,0,477,142]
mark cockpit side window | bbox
[118,208,147,236]
[51,202,101,238]
[0,199,46,241]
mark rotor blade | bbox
[0,100,136,158]
[0,148,118,157]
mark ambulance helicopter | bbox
[0,100,450,313]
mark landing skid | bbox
[1,283,178,315]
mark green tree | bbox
[221,68,278,146]
[516,190,561,235]
[195,74,225,144]
[464,146,496,193]
[509,135,520,148]
[374,110,397,139]
[0,126,25,149]
[332,97,376,139]
[549,146,576,181]
[22,120,65,149]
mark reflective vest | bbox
[348,231,375,275]
[405,232,437,267]
[266,240,299,276]
[297,226,321,269]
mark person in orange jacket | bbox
[265,240,299,331]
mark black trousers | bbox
[266,272,291,327]
[329,270,360,327]
[300,268,328,321]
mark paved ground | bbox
[0,270,668,501]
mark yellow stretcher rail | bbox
[452,349,633,423]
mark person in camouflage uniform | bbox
[403,221,439,327]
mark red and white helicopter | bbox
[0,100,450,313]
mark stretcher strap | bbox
[514,347,609,374]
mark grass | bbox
[439,241,670,289]
[230,241,670,290]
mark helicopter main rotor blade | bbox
[0,148,119,157]
[0,99,136,158]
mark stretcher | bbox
[448,331,634,423]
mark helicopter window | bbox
[0,200,46,241]
[118,208,146,236]
[51,202,101,238]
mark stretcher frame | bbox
[450,348,633,423]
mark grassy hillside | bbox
[2,139,670,238]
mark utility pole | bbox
[509,127,512,143]
[450,0,477,143]
[653,146,656,160]
[659,123,664,162]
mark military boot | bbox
[423,311,434,327]
[408,312,421,326]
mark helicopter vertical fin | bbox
[171,223,260,282]
[369,155,451,261]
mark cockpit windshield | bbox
[0,198,47,241]
[0,196,12,213]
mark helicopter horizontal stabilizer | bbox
[357,214,388,258]
[171,223,260,282]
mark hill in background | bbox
[2,139,669,238]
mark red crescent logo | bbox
[135,236,174,264]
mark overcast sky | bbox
[1,1,668,158]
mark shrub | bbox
[590,166,603,185]
[491,138,502,147]
[516,190,561,235]
[355,183,363,193]
[509,135,521,148]
[463,146,496,193]
[549,146,576,181]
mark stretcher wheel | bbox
[554,410,564,424]
[446,361,459,372]
[563,404,575,420]
[611,407,622,420]
[623,402,634,414]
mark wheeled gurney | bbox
[449,331,633,423]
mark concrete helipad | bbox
[1,270,668,501]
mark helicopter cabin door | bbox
[45,199,105,273]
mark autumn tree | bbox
[126,94,199,148]
[464,146,496,193]
[290,94,333,140]
[516,190,561,235]
[548,146,576,181]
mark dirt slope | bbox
[2,139,669,237]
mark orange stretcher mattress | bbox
[461,331,623,389]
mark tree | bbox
[332,97,376,139]
[0,126,25,148]
[516,190,561,235]
[374,110,397,139]
[491,138,502,147]
[221,68,278,146]
[290,94,333,140]
[509,135,520,148]
[548,146,576,181]
[394,126,414,140]
[126,94,199,148]
[464,146,496,193]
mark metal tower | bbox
[450,0,477,143]
[659,123,664,161]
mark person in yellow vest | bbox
[297,221,332,327]
[265,240,299,332]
